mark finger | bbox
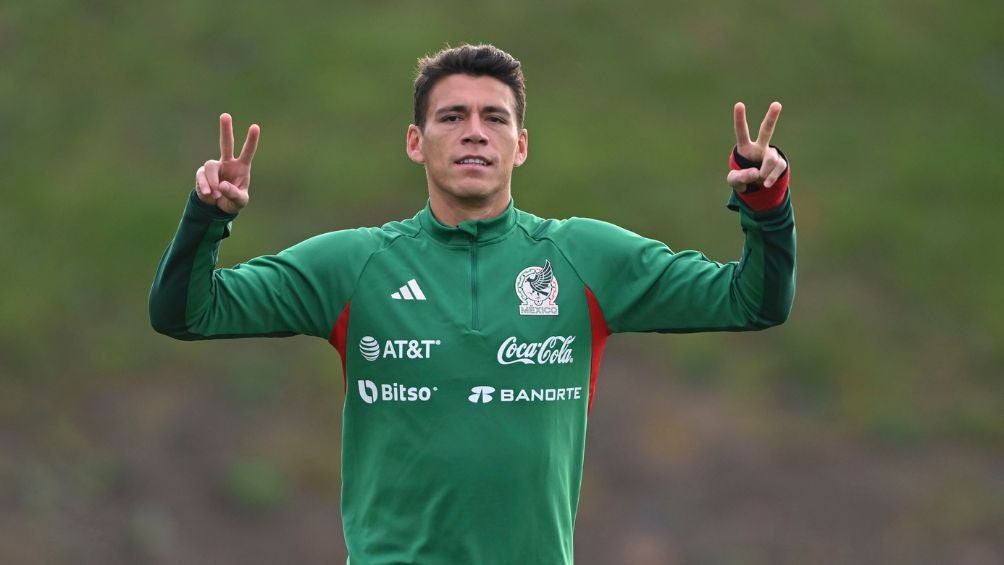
[763,160,787,188]
[219,113,235,160]
[204,160,220,192]
[755,101,782,148]
[726,170,742,190]
[727,169,749,192]
[238,124,260,165]
[727,168,760,191]
[758,149,782,180]
[218,180,237,197]
[196,167,211,196]
[219,181,249,209]
[733,103,751,147]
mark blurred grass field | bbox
[1,0,1001,563]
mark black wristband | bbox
[732,146,762,169]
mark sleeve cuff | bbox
[729,146,790,211]
[187,188,238,220]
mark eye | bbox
[487,115,507,124]
[441,114,461,123]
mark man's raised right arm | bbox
[149,114,376,341]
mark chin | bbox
[443,182,504,201]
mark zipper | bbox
[469,238,479,330]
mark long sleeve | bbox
[149,190,381,340]
[545,180,796,334]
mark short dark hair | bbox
[413,44,526,129]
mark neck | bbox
[428,187,512,227]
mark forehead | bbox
[427,74,517,113]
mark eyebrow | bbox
[434,105,512,118]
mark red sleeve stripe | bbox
[584,286,611,414]
[328,302,351,392]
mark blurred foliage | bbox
[1,2,1002,562]
[1,0,1001,448]
[220,456,290,514]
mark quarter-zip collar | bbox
[419,199,518,246]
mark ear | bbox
[513,128,529,167]
[406,124,425,164]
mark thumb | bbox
[727,168,760,191]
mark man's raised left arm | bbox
[546,102,795,334]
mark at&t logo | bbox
[359,337,381,361]
[359,336,441,361]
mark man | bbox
[150,44,794,564]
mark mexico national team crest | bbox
[515,259,559,316]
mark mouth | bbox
[454,156,492,167]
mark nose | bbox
[461,115,488,145]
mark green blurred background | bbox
[1,0,1001,563]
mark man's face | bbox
[407,74,528,204]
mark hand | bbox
[727,102,787,192]
[195,113,260,214]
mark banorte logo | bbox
[468,386,496,404]
[497,336,575,365]
[358,336,441,361]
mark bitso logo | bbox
[358,336,441,361]
[468,386,496,404]
[358,379,437,404]
[358,380,378,404]
[515,260,559,316]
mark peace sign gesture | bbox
[727,102,787,191]
[195,113,260,214]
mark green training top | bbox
[150,188,795,564]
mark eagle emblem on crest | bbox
[515,260,559,316]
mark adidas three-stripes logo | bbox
[391,279,426,301]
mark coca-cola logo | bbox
[496,336,575,365]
